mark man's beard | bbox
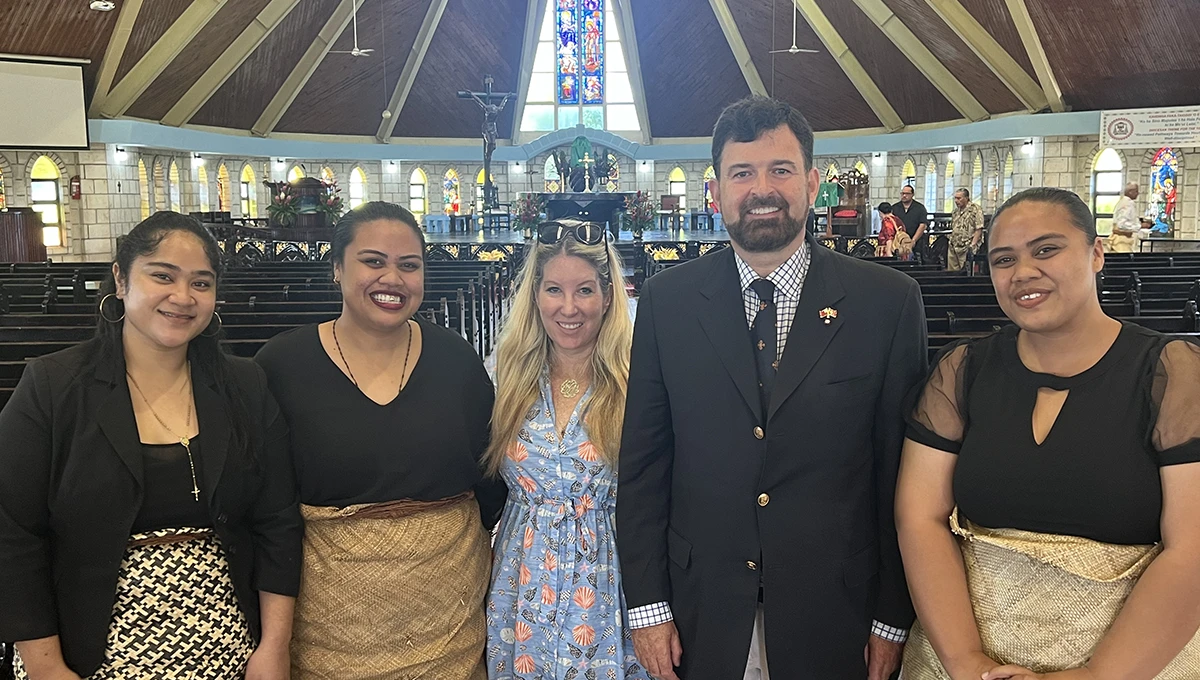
[725,196,806,253]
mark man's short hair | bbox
[712,96,815,177]
[956,187,970,199]
[900,186,914,194]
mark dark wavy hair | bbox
[94,211,258,466]
[330,201,426,267]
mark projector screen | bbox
[0,59,89,149]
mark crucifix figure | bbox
[457,75,516,211]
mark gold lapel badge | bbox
[819,307,838,325]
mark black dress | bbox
[906,322,1200,545]
[254,319,507,528]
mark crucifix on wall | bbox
[457,75,516,211]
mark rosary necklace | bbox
[333,317,414,394]
[127,366,200,502]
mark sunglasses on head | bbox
[537,220,610,246]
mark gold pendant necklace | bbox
[559,378,580,398]
[127,366,200,502]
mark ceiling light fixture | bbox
[90,1,117,11]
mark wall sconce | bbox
[1022,139,1035,155]
[948,147,961,162]
[872,152,885,166]
[192,153,205,167]
[114,146,127,162]
[274,158,285,171]
[386,161,397,172]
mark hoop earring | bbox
[98,294,124,323]
[200,311,223,338]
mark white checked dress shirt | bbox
[626,238,910,644]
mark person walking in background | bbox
[947,188,984,271]
[1107,182,1140,253]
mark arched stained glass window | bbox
[30,155,62,246]
[443,169,461,215]
[605,152,620,192]
[924,159,938,208]
[240,164,258,218]
[825,162,839,182]
[0,166,6,210]
[1092,148,1124,236]
[854,160,867,175]
[943,160,956,213]
[217,164,230,212]
[409,168,427,216]
[901,158,916,187]
[349,167,367,209]
[288,166,305,183]
[168,160,181,212]
[668,166,686,210]
[1150,147,1179,230]
[321,167,336,184]
[703,165,716,211]
[197,165,210,212]
[544,157,561,193]
[138,159,151,220]
[971,153,983,205]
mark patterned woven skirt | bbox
[902,510,1200,679]
[291,492,490,680]
[14,527,254,680]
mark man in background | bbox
[892,185,928,261]
[1108,182,1140,253]
[947,188,984,271]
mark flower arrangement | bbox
[624,190,654,239]
[318,179,344,224]
[266,183,299,227]
[512,193,545,239]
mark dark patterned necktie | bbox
[749,278,777,410]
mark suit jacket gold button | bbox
[746,560,758,570]
[753,426,764,439]
[757,493,770,507]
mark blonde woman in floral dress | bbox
[485,220,650,680]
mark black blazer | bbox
[617,236,928,679]
[0,341,303,676]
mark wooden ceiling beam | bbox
[612,0,653,143]
[849,0,990,121]
[89,0,144,115]
[96,0,227,119]
[252,0,363,138]
[708,0,768,97]
[793,0,904,132]
[509,0,550,145]
[1004,0,1065,112]
[925,0,1047,111]
[161,0,303,128]
[377,0,451,142]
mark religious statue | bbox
[458,75,516,211]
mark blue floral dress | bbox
[486,377,650,680]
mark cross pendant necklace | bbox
[128,367,201,502]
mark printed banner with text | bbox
[1101,106,1200,149]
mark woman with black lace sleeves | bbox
[895,188,1200,680]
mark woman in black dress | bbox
[896,188,1200,680]
[255,201,506,679]
[0,212,302,679]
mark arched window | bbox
[287,165,305,183]
[943,160,956,213]
[854,160,867,175]
[475,168,494,212]
[240,164,258,218]
[825,162,839,182]
[168,160,181,212]
[321,167,336,184]
[30,155,62,247]
[1002,152,1015,202]
[443,168,461,215]
[153,161,166,212]
[703,165,716,211]
[197,165,210,212]
[971,153,983,205]
[605,152,620,192]
[0,165,7,210]
[668,166,686,210]
[217,164,231,212]
[138,159,151,219]
[1091,148,1124,236]
[544,156,561,193]
[1150,147,1179,228]
[987,162,999,212]
[409,168,427,216]
[900,158,916,188]
[349,167,367,209]
[924,159,938,208]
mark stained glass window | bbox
[901,159,916,188]
[556,0,580,105]
[703,165,716,211]
[31,156,61,246]
[240,164,257,218]
[924,159,938,208]
[410,168,427,216]
[288,166,305,182]
[854,160,867,175]
[1150,147,1178,230]
[197,165,210,212]
[1092,148,1123,236]
[0,167,6,211]
[349,167,367,209]
[544,157,561,193]
[943,160,956,213]
[606,152,620,192]
[138,159,151,219]
[217,164,231,212]
[168,161,181,212]
[580,0,604,104]
[825,162,839,181]
[443,169,461,215]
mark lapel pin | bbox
[819,307,838,325]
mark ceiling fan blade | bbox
[793,48,819,53]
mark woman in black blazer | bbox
[0,213,302,680]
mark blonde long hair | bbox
[485,238,632,476]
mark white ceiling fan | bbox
[330,1,374,57]
[770,1,820,55]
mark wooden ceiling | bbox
[2,0,1197,141]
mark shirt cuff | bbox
[871,619,909,643]
[628,602,673,629]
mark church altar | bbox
[518,191,634,228]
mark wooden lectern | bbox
[0,208,48,263]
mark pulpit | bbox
[0,208,49,262]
